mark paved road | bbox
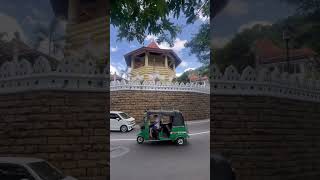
[110,120,210,180]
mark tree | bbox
[185,23,210,65]
[110,0,209,46]
[176,65,208,83]
[176,70,191,83]
[283,0,320,16]
[212,24,282,71]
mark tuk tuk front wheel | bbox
[137,136,144,144]
[176,137,185,145]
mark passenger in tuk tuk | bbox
[161,116,173,138]
[150,114,160,139]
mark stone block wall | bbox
[211,95,320,180]
[111,90,210,122]
[0,91,109,180]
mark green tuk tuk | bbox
[136,110,189,145]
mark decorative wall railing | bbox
[110,80,210,94]
[0,57,108,94]
[211,64,320,102]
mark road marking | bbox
[111,139,135,141]
[111,146,130,158]
[187,119,210,125]
[110,131,209,141]
[189,131,210,136]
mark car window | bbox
[28,161,65,180]
[0,163,35,180]
[119,113,130,119]
[110,113,121,119]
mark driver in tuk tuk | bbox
[150,114,161,139]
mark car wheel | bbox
[120,125,128,132]
[137,136,144,144]
[176,137,185,145]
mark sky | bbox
[211,0,297,48]
[0,0,66,58]
[110,15,209,78]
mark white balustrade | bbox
[211,64,320,102]
[0,57,108,94]
[110,80,210,94]
[5,58,320,101]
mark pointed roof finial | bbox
[147,39,160,49]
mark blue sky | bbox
[110,15,208,77]
[211,0,296,48]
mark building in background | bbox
[50,0,108,62]
[188,71,209,85]
[254,39,317,76]
[124,41,181,81]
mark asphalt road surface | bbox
[110,120,210,180]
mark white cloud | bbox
[176,73,182,77]
[180,61,188,68]
[111,46,118,52]
[0,13,27,42]
[158,38,187,53]
[129,44,137,48]
[184,67,195,72]
[198,10,209,22]
[145,34,157,41]
[222,0,248,16]
[37,37,50,54]
[238,21,273,33]
[110,65,120,75]
[211,36,231,48]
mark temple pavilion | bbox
[50,0,108,62]
[124,41,182,81]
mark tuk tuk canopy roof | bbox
[146,110,182,116]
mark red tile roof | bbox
[255,39,316,64]
[188,73,208,82]
[147,41,160,49]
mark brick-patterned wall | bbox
[0,91,108,180]
[212,95,320,180]
[111,91,209,122]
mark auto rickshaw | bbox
[136,110,189,145]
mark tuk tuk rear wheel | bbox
[137,136,144,144]
[176,137,185,145]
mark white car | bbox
[110,111,136,132]
[0,157,77,180]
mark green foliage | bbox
[212,24,282,71]
[176,70,190,83]
[110,0,209,45]
[283,0,320,16]
[176,64,208,83]
[212,13,320,71]
[185,23,210,65]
